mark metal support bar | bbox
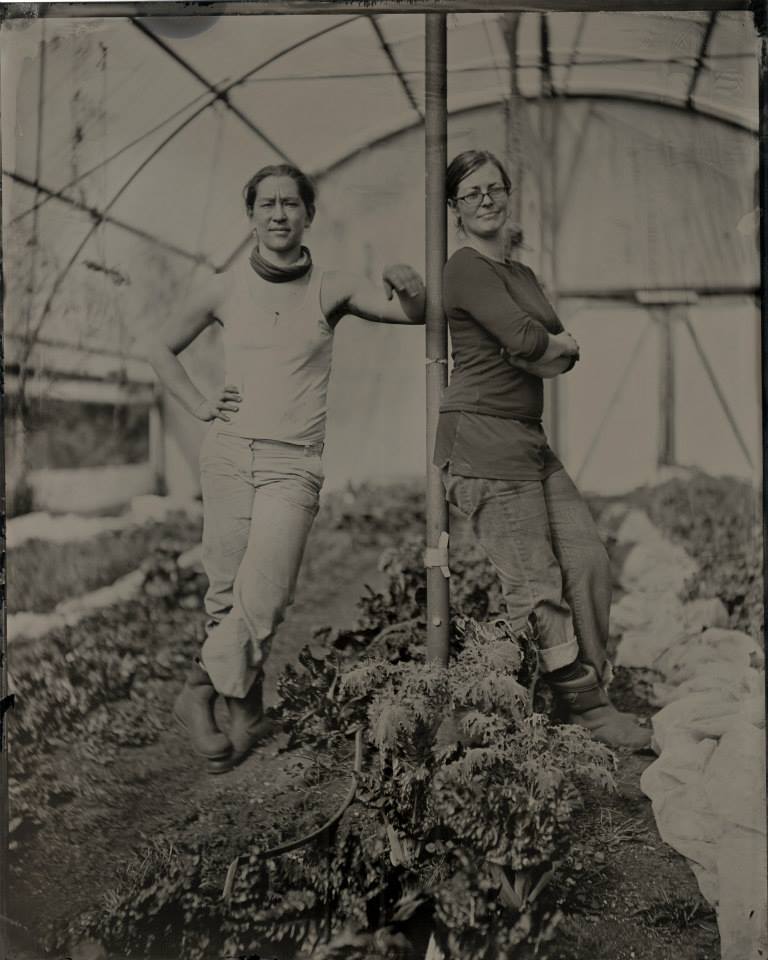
[759,34,767,670]
[575,318,652,484]
[3,374,157,406]
[553,105,593,234]
[11,18,361,227]
[500,13,523,226]
[131,19,292,163]
[18,18,363,329]
[148,393,167,495]
[425,14,450,667]
[654,306,677,467]
[538,14,563,455]
[7,3,749,17]
[682,315,754,469]
[559,285,759,300]
[686,12,718,108]
[369,16,423,120]
[5,170,214,269]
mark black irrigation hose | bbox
[222,727,363,902]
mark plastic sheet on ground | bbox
[614,511,768,960]
[651,628,763,706]
[615,508,665,546]
[8,542,202,645]
[6,495,201,549]
[613,595,729,670]
[6,511,131,549]
[8,570,145,644]
[619,537,699,596]
[641,676,767,960]
[614,508,699,597]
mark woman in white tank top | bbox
[142,164,425,773]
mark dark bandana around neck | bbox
[249,244,313,283]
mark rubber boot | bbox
[173,660,234,774]
[225,672,276,766]
[549,664,652,752]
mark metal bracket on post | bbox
[424,531,450,579]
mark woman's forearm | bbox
[509,354,576,378]
[396,288,426,324]
[144,340,208,417]
[537,331,579,364]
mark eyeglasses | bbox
[455,185,509,211]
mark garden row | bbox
[60,534,617,960]
[11,476,750,959]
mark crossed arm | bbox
[501,271,579,377]
[446,252,579,378]
[502,349,578,378]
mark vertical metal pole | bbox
[538,14,562,455]
[545,112,562,456]
[655,306,676,467]
[501,13,524,228]
[425,14,449,666]
[149,388,167,495]
[759,34,767,800]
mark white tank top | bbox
[216,259,334,445]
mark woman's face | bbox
[250,175,312,253]
[453,161,509,240]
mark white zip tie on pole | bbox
[424,530,450,578]
[426,357,448,365]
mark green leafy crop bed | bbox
[10,476,752,960]
[63,547,615,960]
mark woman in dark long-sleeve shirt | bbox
[435,149,649,751]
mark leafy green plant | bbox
[67,552,613,960]
[40,491,624,960]
[236,599,612,959]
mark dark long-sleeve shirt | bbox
[434,247,564,481]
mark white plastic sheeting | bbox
[6,494,201,549]
[643,680,767,960]
[7,495,202,644]
[610,507,767,960]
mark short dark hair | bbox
[243,164,317,220]
[446,150,511,202]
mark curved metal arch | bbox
[17,14,367,336]
[9,15,363,226]
[314,87,757,179]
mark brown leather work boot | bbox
[225,672,276,766]
[549,664,652,752]
[173,660,233,774]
